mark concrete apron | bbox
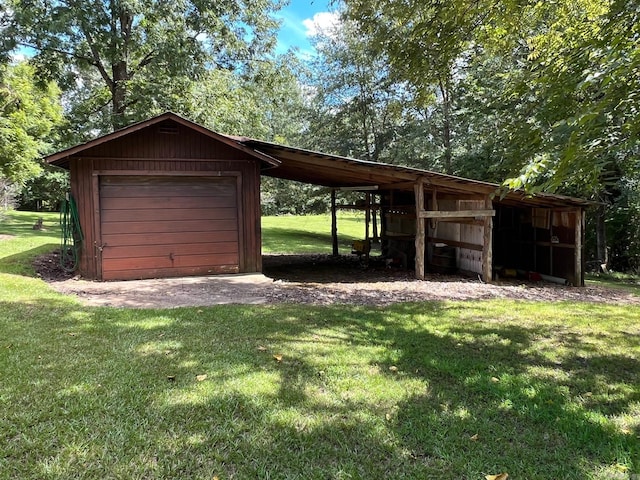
[53,273,274,309]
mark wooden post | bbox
[365,193,371,241]
[372,194,379,241]
[482,195,493,283]
[414,180,426,280]
[574,208,583,286]
[331,189,338,257]
[365,193,371,263]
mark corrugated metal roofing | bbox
[46,112,591,209]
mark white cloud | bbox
[302,11,341,38]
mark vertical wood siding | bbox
[67,121,262,280]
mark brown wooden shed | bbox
[48,112,590,285]
[46,113,279,280]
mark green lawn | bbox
[586,272,640,297]
[1,210,639,479]
[262,213,368,254]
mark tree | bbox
[1,0,283,131]
[344,0,502,174]
[301,12,441,171]
[19,167,69,211]
[0,61,63,184]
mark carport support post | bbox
[414,180,426,280]
[331,189,339,257]
[575,208,584,286]
[482,196,493,283]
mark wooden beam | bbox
[331,189,338,257]
[365,193,371,263]
[372,195,379,240]
[419,209,496,219]
[377,181,418,191]
[338,185,379,191]
[482,197,493,283]
[414,180,426,280]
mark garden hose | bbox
[60,194,83,272]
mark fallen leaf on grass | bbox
[257,346,268,352]
[273,354,283,362]
[196,374,207,382]
[490,376,500,383]
[389,365,398,372]
[486,474,508,480]
[470,433,479,441]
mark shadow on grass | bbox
[0,212,60,237]
[0,244,59,275]
[1,299,638,478]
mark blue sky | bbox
[274,0,335,57]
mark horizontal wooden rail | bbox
[419,209,495,219]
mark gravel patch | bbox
[36,252,640,308]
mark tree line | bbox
[1,0,638,270]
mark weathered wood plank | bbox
[419,209,495,219]
[575,209,584,286]
[482,196,493,283]
[331,189,338,256]
[414,180,426,280]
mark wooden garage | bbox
[46,112,278,281]
[48,112,589,285]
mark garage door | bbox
[99,176,240,280]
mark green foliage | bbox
[339,0,639,269]
[261,178,329,216]
[19,167,69,212]
[2,0,284,131]
[0,61,62,184]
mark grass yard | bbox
[262,213,368,254]
[1,210,639,479]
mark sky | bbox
[274,0,338,57]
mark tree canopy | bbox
[1,0,284,131]
[0,61,62,184]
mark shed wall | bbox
[68,125,262,280]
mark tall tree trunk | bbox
[439,77,453,175]
[111,61,128,130]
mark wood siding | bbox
[67,121,262,280]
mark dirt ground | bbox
[33,251,640,308]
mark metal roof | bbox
[232,137,591,209]
[46,112,590,209]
